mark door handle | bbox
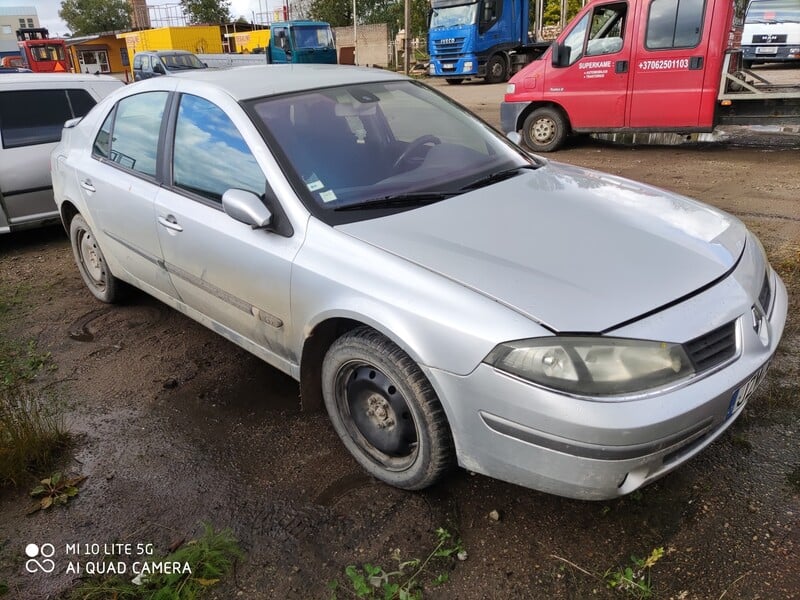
[80,179,95,193]
[689,56,704,70]
[615,60,628,73]
[157,215,183,232]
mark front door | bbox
[154,93,298,357]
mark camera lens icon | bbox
[25,543,56,574]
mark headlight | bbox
[506,83,516,94]
[485,337,695,397]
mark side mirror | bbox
[506,131,522,146]
[551,42,571,68]
[222,189,272,228]
[153,62,166,75]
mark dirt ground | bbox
[1,73,799,600]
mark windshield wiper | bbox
[334,191,457,211]
[458,164,541,192]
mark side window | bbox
[479,0,503,33]
[646,0,705,49]
[67,89,97,118]
[0,89,72,148]
[172,94,266,203]
[92,109,114,159]
[133,54,142,69]
[586,4,627,56]
[102,92,168,176]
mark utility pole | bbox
[353,0,358,65]
[403,0,410,74]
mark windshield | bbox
[430,3,479,29]
[30,44,65,61]
[291,25,335,49]
[161,53,206,70]
[249,80,532,224]
[745,0,800,23]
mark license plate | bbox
[755,46,778,54]
[727,362,770,419]
[442,63,455,70]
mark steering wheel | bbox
[392,135,441,171]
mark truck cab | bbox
[16,28,70,73]
[502,0,736,151]
[428,0,545,83]
[741,0,800,68]
[268,21,337,64]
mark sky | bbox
[2,0,287,37]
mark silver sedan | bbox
[51,65,787,500]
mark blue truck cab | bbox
[269,21,337,64]
[428,0,547,83]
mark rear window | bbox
[0,88,97,149]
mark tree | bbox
[542,0,583,26]
[59,0,130,35]
[180,0,232,25]
[309,0,352,28]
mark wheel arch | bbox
[516,101,571,133]
[60,200,80,234]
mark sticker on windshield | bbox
[307,179,324,192]
[320,190,337,203]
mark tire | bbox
[445,78,464,85]
[484,54,508,84]
[522,106,569,152]
[69,214,122,303]
[321,327,455,490]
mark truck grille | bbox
[685,321,737,373]
[433,37,466,58]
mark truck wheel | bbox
[321,326,455,490]
[69,214,123,303]
[445,78,464,85]
[485,54,508,84]
[522,107,569,152]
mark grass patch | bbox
[0,338,51,390]
[0,387,69,486]
[69,524,242,600]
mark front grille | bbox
[433,37,466,58]
[685,321,737,373]
[758,270,772,315]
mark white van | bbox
[0,73,123,234]
[741,0,800,68]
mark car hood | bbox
[336,162,746,333]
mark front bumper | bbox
[742,45,800,63]
[423,271,788,500]
[500,101,528,135]
[429,56,478,77]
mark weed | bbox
[28,471,86,513]
[331,527,464,600]
[69,523,242,600]
[0,387,69,485]
[0,580,7,596]
[0,338,51,390]
[552,546,664,599]
[604,547,664,599]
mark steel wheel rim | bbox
[532,117,556,144]
[77,228,106,288]
[334,360,419,471]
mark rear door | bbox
[627,0,709,127]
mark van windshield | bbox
[291,26,335,49]
[745,0,800,23]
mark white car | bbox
[0,73,123,234]
[51,65,787,500]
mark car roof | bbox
[163,64,409,101]
[140,50,197,56]
[0,72,121,85]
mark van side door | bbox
[627,0,710,127]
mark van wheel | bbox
[69,214,122,303]
[321,327,455,490]
[485,54,508,84]
[522,107,569,152]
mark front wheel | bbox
[321,327,455,490]
[522,107,569,152]
[69,214,123,303]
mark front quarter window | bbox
[563,12,591,64]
